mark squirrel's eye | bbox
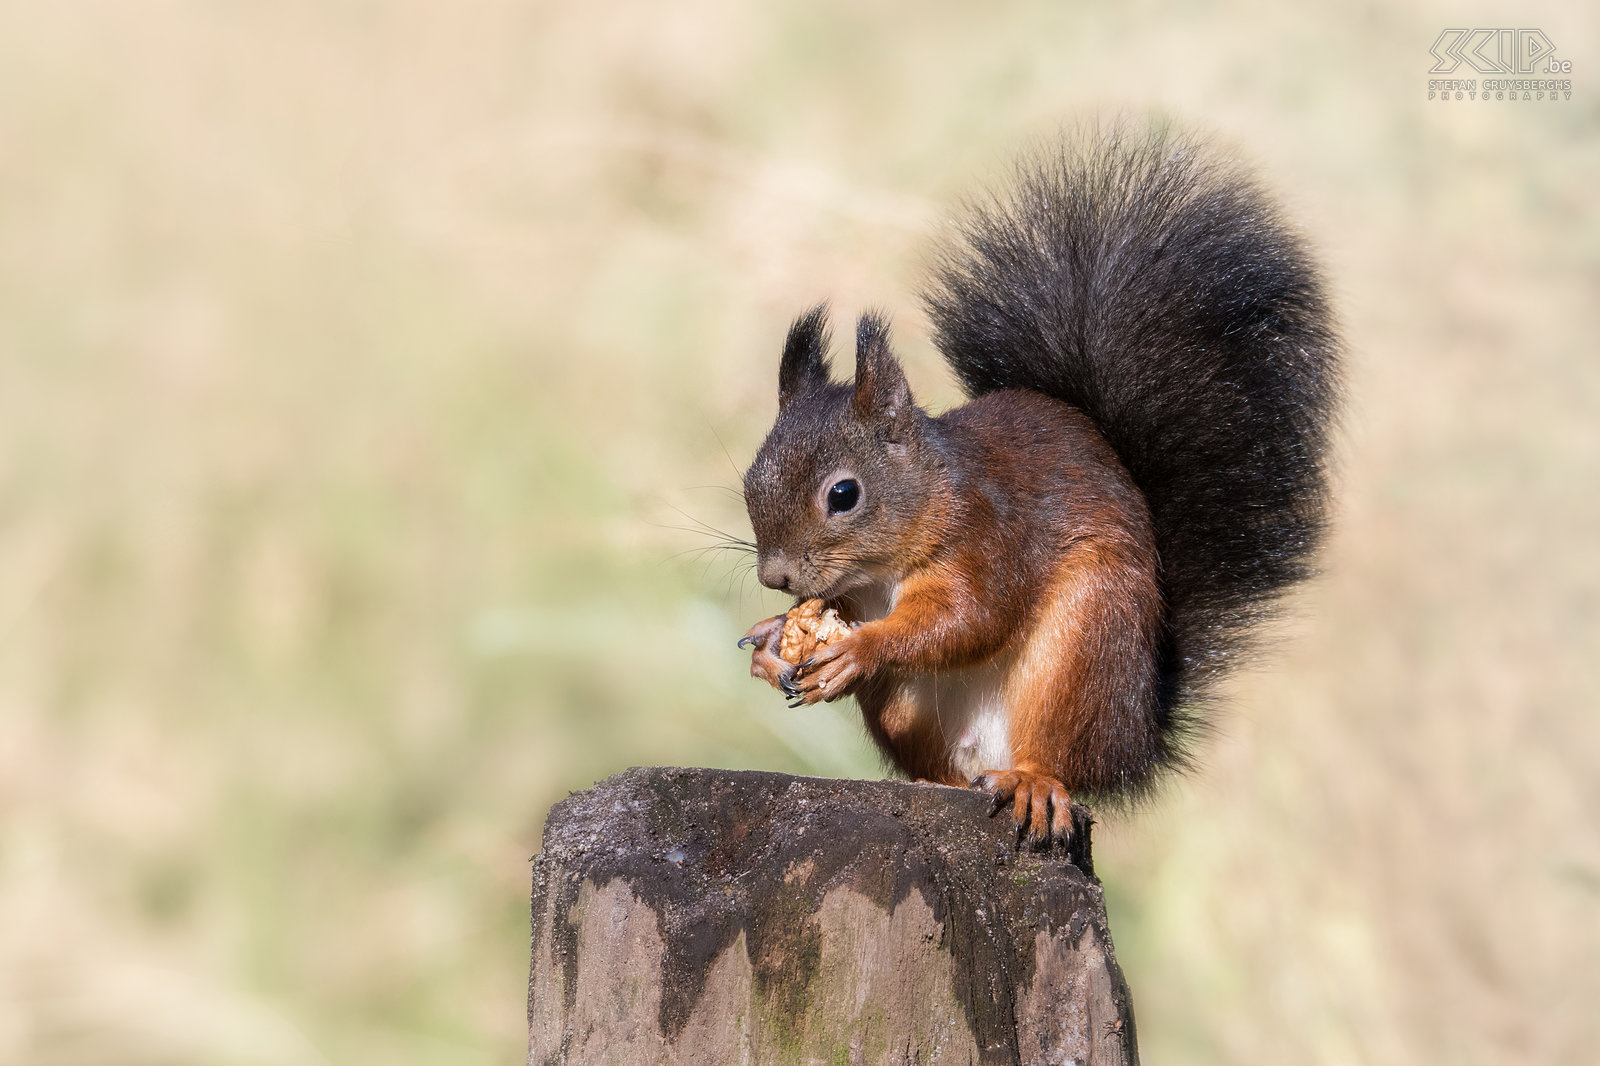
[826,478,861,515]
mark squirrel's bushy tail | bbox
[923,122,1341,742]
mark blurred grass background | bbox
[0,1,1596,1063]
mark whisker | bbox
[650,520,757,550]
[683,483,749,505]
[708,424,747,487]
[666,543,757,564]
[658,503,756,550]
[657,529,757,553]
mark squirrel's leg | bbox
[969,554,1090,847]
[972,538,1165,848]
[855,679,966,784]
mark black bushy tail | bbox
[924,122,1341,739]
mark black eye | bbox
[826,478,860,515]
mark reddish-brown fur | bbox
[846,393,1165,791]
[743,366,1165,845]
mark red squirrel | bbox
[737,125,1341,846]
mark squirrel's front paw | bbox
[787,629,878,707]
[739,615,796,695]
[970,768,1074,850]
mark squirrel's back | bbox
[923,122,1341,746]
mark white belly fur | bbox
[898,656,1013,782]
[841,579,1014,779]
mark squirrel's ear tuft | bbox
[852,312,915,440]
[778,303,832,409]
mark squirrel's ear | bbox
[852,312,915,441]
[778,304,832,409]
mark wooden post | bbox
[528,767,1138,1065]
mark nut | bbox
[777,599,855,664]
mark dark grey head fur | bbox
[743,306,943,600]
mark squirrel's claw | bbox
[743,614,794,694]
[740,615,785,650]
[970,768,1075,851]
[786,631,875,705]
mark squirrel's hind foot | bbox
[970,768,1074,850]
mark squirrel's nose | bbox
[757,554,793,592]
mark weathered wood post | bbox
[528,767,1138,1065]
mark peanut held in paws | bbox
[778,599,854,664]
